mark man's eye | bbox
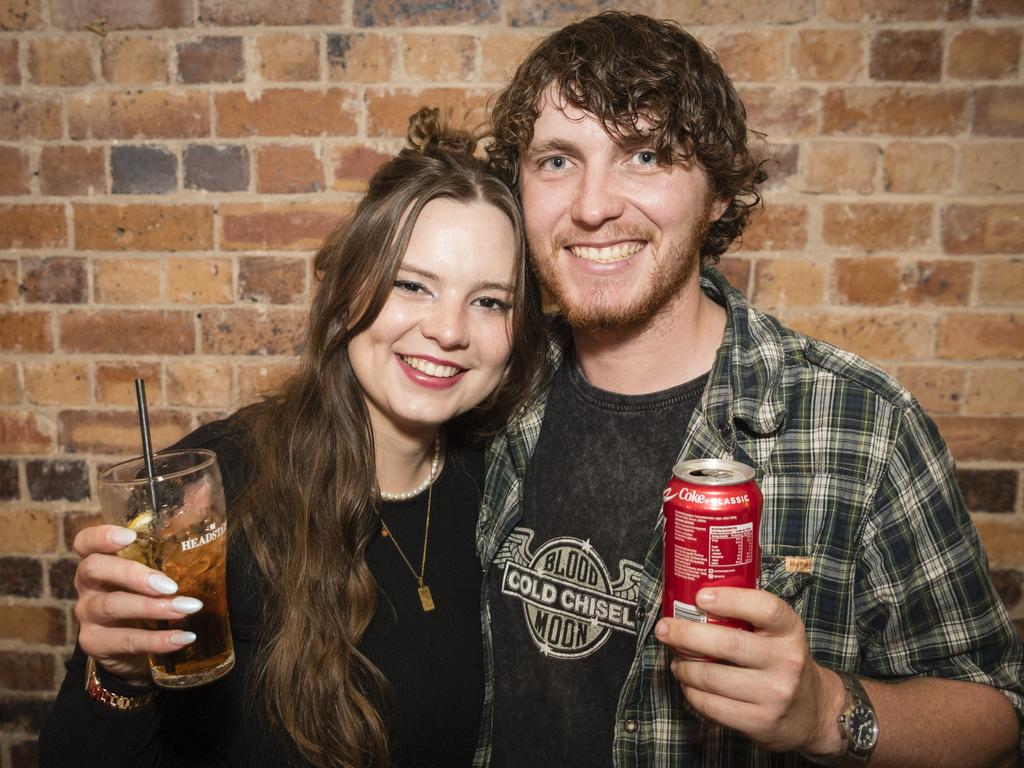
[633,150,658,166]
[541,156,570,171]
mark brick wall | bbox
[1,0,1022,763]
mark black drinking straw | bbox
[134,379,159,513]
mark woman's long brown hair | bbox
[231,108,547,767]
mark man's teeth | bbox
[570,243,643,263]
[401,356,461,378]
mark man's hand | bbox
[655,586,844,755]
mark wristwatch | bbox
[85,656,158,710]
[811,671,879,766]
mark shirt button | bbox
[636,606,647,620]
[623,719,639,734]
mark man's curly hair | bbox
[488,11,767,263]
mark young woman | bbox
[39,108,548,768]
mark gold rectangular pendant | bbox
[418,585,435,612]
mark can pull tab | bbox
[692,469,733,479]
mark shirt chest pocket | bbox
[759,552,813,618]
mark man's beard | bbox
[529,209,713,332]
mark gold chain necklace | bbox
[374,439,440,612]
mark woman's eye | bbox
[474,296,510,312]
[394,280,426,294]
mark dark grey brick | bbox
[957,468,1017,513]
[177,37,244,83]
[184,144,249,192]
[0,460,17,500]
[26,459,90,502]
[21,257,88,304]
[0,558,43,598]
[111,145,177,195]
[49,559,78,600]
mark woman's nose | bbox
[420,300,469,349]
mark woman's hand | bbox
[73,525,202,686]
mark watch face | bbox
[849,703,879,752]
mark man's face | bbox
[520,89,729,331]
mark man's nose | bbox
[420,299,469,349]
[570,165,625,227]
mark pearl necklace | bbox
[378,435,441,501]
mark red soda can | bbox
[661,458,762,630]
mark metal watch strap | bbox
[808,671,878,767]
[85,656,158,711]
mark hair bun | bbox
[406,107,479,157]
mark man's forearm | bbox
[832,673,1018,767]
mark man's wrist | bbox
[804,667,849,758]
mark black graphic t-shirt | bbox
[489,356,707,766]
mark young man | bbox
[477,12,1024,767]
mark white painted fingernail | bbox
[148,574,178,595]
[111,528,137,546]
[170,596,203,614]
[170,631,196,646]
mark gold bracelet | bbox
[85,656,158,711]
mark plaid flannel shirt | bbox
[474,267,1024,767]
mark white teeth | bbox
[570,242,643,262]
[401,356,461,378]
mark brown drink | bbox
[99,449,235,689]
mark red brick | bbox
[942,204,1024,254]
[708,32,784,84]
[895,365,964,415]
[329,143,391,192]
[784,311,934,361]
[96,362,161,406]
[737,204,808,252]
[0,652,55,691]
[177,36,244,84]
[716,256,752,296]
[883,141,955,194]
[0,38,19,84]
[964,367,1024,416]
[101,36,170,84]
[0,95,61,140]
[823,87,969,137]
[737,87,820,139]
[0,147,29,195]
[220,202,350,251]
[74,203,214,251]
[327,32,394,82]
[805,141,878,194]
[0,604,66,644]
[977,0,1024,16]
[0,411,54,453]
[21,257,87,303]
[167,361,232,407]
[480,31,542,82]
[255,145,325,194]
[869,30,942,82]
[51,0,190,29]
[167,257,232,304]
[791,30,863,81]
[28,37,94,86]
[63,510,105,551]
[948,30,1021,80]
[239,256,307,304]
[934,416,1024,462]
[59,409,191,454]
[199,0,343,25]
[0,311,52,352]
[977,258,1024,305]
[93,258,162,304]
[761,144,799,192]
[200,307,306,355]
[402,34,477,82]
[0,509,57,553]
[60,310,194,355]
[355,0,499,25]
[216,89,358,137]
[960,143,1024,194]
[834,257,970,306]
[937,313,1023,360]
[68,90,210,140]
[0,362,18,403]
[974,86,1024,137]
[656,0,809,24]
[0,0,41,29]
[367,87,490,138]
[257,33,320,82]
[0,258,16,303]
[0,205,66,249]
[24,360,89,406]
[751,258,825,308]
[821,0,966,21]
[237,362,296,404]
[823,203,931,252]
[39,146,106,196]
